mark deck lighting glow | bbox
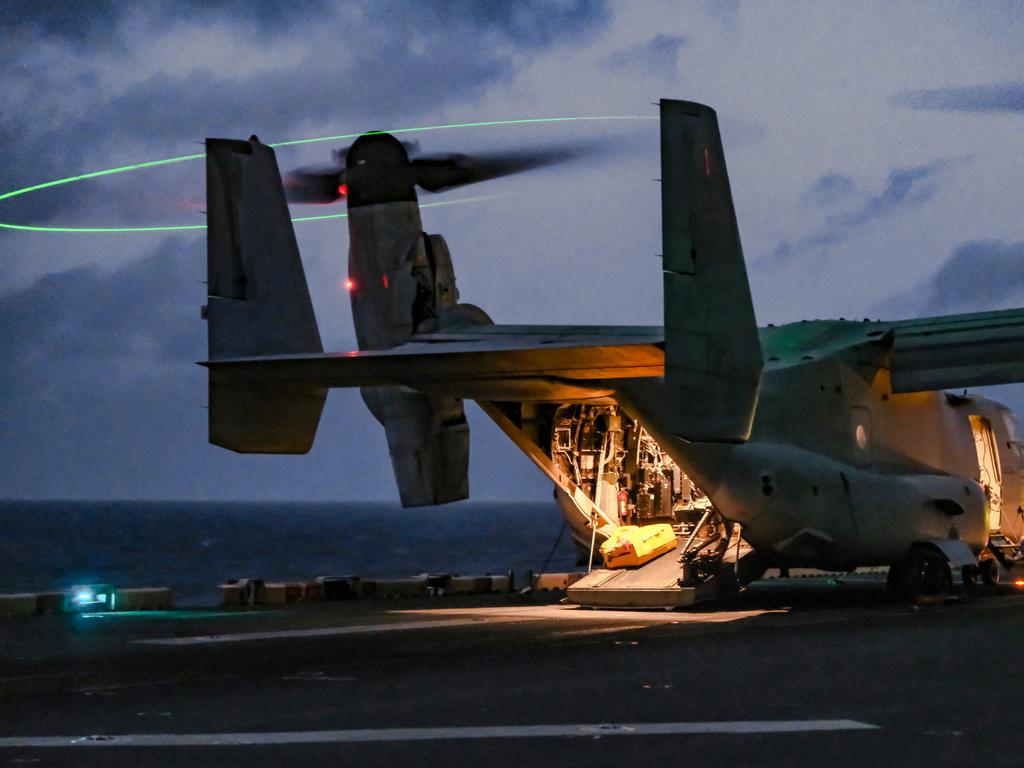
[66,584,116,612]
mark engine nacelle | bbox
[345,133,475,505]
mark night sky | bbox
[1,1,1022,501]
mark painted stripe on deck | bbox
[133,617,490,645]
[0,720,879,747]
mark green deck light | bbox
[66,584,115,612]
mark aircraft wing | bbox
[204,305,1024,402]
[204,325,665,402]
[889,307,1024,393]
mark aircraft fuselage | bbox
[620,319,1023,570]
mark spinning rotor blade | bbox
[283,165,347,203]
[284,136,599,203]
[412,144,588,193]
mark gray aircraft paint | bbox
[345,135,471,506]
[203,137,325,454]
[200,100,1024,579]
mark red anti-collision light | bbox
[338,183,348,197]
[344,278,355,292]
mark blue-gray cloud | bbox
[0,0,611,231]
[892,81,1024,113]
[0,0,338,45]
[874,240,1024,319]
[0,239,350,500]
[922,240,1024,315]
[801,172,858,208]
[602,33,688,74]
[0,239,550,501]
[403,0,611,49]
[701,0,741,33]
[769,159,953,263]
[831,160,950,228]
[0,1,122,46]
[0,0,615,500]
[923,240,1024,312]
[0,238,203,390]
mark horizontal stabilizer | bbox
[202,326,664,403]
[209,379,326,454]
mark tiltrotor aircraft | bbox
[200,99,1024,607]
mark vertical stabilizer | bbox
[205,137,322,359]
[661,99,762,442]
[203,137,326,453]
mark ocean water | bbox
[0,500,578,606]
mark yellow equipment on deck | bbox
[600,524,677,569]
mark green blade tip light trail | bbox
[0,115,654,234]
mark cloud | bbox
[0,1,124,46]
[801,172,858,208]
[0,238,373,499]
[767,159,954,263]
[0,0,350,46]
[0,238,208,497]
[0,237,203,394]
[701,0,741,32]
[602,33,688,75]
[4,1,1022,502]
[399,1,611,49]
[0,0,614,500]
[892,81,1024,113]
[0,1,612,233]
[875,240,1024,318]
[0,235,551,501]
[831,159,950,229]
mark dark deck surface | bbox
[2,577,1023,766]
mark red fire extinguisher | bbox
[617,490,629,525]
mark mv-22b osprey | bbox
[201,99,1024,608]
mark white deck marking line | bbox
[0,720,879,747]
[549,623,655,638]
[133,617,498,646]
[396,606,786,623]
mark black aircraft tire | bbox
[981,558,1000,586]
[886,561,920,603]
[962,565,979,588]
[923,561,952,596]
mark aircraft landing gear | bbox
[886,548,952,603]
[922,558,952,595]
[961,564,979,588]
[886,561,918,603]
[980,558,1000,586]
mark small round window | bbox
[855,423,869,450]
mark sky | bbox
[1,0,1023,501]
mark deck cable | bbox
[535,518,568,582]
